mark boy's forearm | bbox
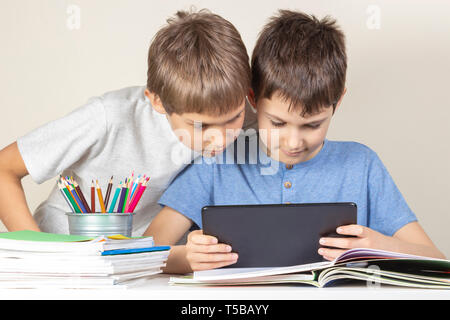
[0,171,40,232]
[161,245,193,274]
[391,236,445,259]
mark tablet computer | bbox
[201,202,357,268]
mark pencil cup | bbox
[66,213,135,237]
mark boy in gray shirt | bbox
[0,9,256,236]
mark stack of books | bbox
[0,230,170,289]
[170,248,450,289]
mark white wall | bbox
[1,0,449,256]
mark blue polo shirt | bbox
[158,134,417,236]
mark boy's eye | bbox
[270,120,286,127]
[193,122,205,130]
[306,123,321,129]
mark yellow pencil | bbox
[96,180,106,213]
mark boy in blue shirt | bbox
[144,10,444,273]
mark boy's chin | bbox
[270,149,307,166]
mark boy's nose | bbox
[284,130,304,151]
[203,128,226,149]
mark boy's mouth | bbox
[281,148,305,157]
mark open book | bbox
[170,248,450,289]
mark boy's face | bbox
[146,90,245,157]
[254,92,343,165]
[168,104,246,157]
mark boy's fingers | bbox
[188,252,238,264]
[317,247,346,260]
[336,224,366,237]
[192,260,238,271]
[319,236,360,250]
[188,243,232,254]
[189,233,218,245]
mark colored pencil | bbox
[124,177,136,212]
[57,172,148,214]
[62,184,80,213]
[68,184,87,213]
[124,173,133,211]
[64,182,83,213]
[96,180,106,213]
[74,181,91,213]
[125,177,143,212]
[91,180,95,213]
[130,175,140,200]
[104,176,113,210]
[122,180,130,213]
[117,179,128,213]
[108,182,122,213]
[128,177,149,212]
[58,182,75,212]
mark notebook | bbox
[0,230,170,288]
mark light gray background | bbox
[1,0,449,257]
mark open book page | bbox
[335,248,445,264]
[192,248,450,282]
[171,273,316,286]
[317,266,450,289]
[193,261,331,281]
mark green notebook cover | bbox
[0,230,93,242]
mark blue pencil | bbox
[69,184,87,213]
[108,182,122,213]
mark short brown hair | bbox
[147,9,251,116]
[251,10,347,116]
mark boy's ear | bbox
[247,89,257,111]
[334,87,347,113]
[145,89,167,115]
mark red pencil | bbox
[91,180,95,213]
[129,177,149,212]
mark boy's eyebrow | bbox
[186,106,246,126]
[264,111,328,124]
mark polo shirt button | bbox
[284,181,292,189]
[286,164,293,170]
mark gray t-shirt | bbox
[17,86,257,236]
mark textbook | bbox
[169,248,450,289]
[0,230,170,289]
[0,230,162,253]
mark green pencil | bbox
[58,182,74,212]
[61,182,81,213]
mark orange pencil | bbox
[96,180,106,213]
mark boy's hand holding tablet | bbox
[186,230,238,271]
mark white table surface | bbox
[0,273,449,300]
